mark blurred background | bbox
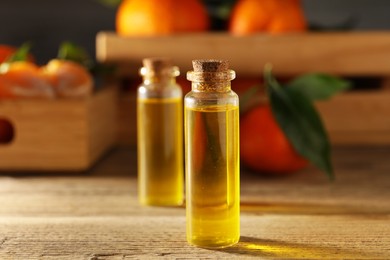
[1,0,390,64]
[1,0,390,173]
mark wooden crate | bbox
[96,32,390,145]
[0,86,117,171]
[96,32,390,77]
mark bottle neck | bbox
[142,75,176,85]
[191,81,231,93]
[140,65,179,86]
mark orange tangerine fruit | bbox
[116,0,209,36]
[230,0,307,35]
[240,104,308,174]
[41,59,93,98]
[0,61,54,99]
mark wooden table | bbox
[0,146,389,259]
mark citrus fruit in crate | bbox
[116,0,209,36]
[229,0,307,35]
[0,61,54,99]
[0,45,16,63]
[41,59,93,98]
[240,104,308,174]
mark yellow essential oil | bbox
[185,60,240,248]
[137,58,183,206]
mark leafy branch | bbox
[244,66,351,179]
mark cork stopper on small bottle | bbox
[140,57,179,78]
[192,60,229,73]
[187,59,235,90]
[142,57,172,74]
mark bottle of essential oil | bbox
[185,60,240,248]
[137,58,183,206]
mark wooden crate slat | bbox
[97,31,390,77]
[316,89,390,145]
[316,90,390,132]
[97,32,390,145]
[0,87,117,171]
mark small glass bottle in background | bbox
[137,58,183,206]
[185,60,240,248]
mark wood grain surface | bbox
[96,32,390,77]
[0,146,389,259]
[0,87,117,171]
[315,89,390,145]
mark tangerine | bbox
[116,0,209,36]
[229,0,307,35]
[0,61,54,99]
[41,59,93,98]
[240,104,308,174]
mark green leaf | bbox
[0,42,32,73]
[57,41,116,78]
[265,68,334,180]
[5,42,32,63]
[57,41,93,69]
[288,73,351,101]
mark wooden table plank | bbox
[0,215,388,259]
[0,146,389,259]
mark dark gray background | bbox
[0,0,389,64]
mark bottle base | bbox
[139,198,183,207]
[187,236,240,249]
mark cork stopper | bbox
[187,59,235,84]
[187,59,235,92]
[142,58,171,72]
[140,57,179,78]
[192,60,229,73]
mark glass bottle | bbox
[137,58,183,206]
[185,60,240,248]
